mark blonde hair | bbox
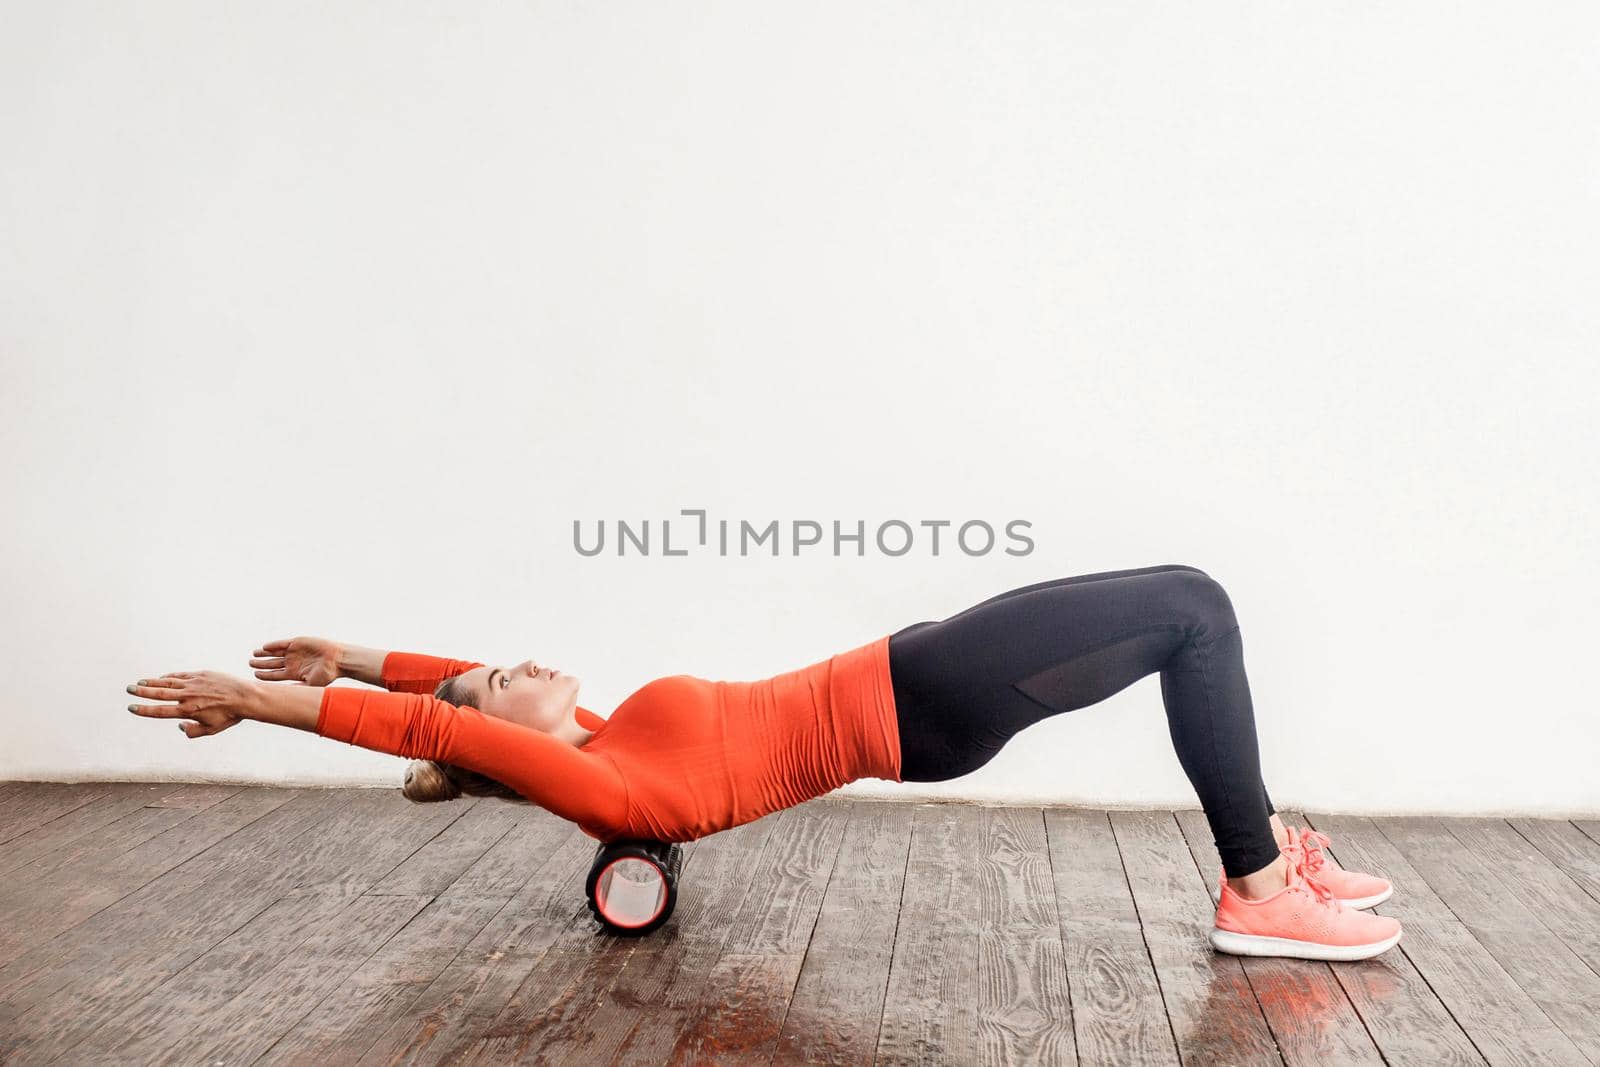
[400,675,529,805]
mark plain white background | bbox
[2,2,1595,815]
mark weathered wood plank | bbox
[0,782,171,876]
[1045,807,1180,1067]
[0,788,466,1063]
[147,894,435,1065]
[718,798,853,958]
[468,940,642,1065]
[351,823,596,1065]
[975,806,1076,1065]
[68,798,518,1064]
[0,789,241,912]
[466,847,659,1063]
[0,787,349,1050]
[1507,818,1600,906]
[360,799,524,899]
[664,799,852,1065]
[0,784,300,971]
[1307,812,1587,1067]
[562,817,781,1066]
[254,806,569,1065]
[772,800,912,1066]
[1109,810,1281,1067]
[875,803,984,1066]
[1376,816,1600,1063]
[0,782,111,845]
[0,790,461,1058]
[669,951,806,1066]
[145,783,244,808]
[1444,818,1600,976]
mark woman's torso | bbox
[581,634,901,841]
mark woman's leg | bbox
[892,564,1279,818]
[889,567,1281,880]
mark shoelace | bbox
[1292,828,1335,880]
[1285,851,1338,907]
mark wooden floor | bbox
[1,786,1598,1066]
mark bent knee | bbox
[1163,569,1237,635]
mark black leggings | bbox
[888,564,1280,879]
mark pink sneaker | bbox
[1283,826,1393,910]
[1210,854,1403,961]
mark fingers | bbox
[126,674,190,717]
[251,648,290,683]
[250,652,301,683]
[127,681,184,699]
[181,718,237,738]
[126,676,189,707]
[126,672,239,730]
[128,701,185,718]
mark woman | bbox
[125,563,1401,961]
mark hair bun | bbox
[402,759,460,803]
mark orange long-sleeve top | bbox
[316,635,903,843]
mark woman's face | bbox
[457,659,580,732]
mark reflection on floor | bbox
[0,782,1596,1065]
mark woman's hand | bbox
[249,636,344,687]
[126,670,258,738]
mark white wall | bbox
[3,1,1595,816]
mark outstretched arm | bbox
[373,650,483,694]
[127,671,629,834]
[250,637,482,693]
[250,639,610,731]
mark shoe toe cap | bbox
[1351,871,1392,896]
[1355,911,1402,943]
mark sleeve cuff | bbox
[380,651,485,694]
[317,686,360,743]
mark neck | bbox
[550,710,595,748]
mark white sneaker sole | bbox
[1338,884,1394,910]
[1209,925,1403,961]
